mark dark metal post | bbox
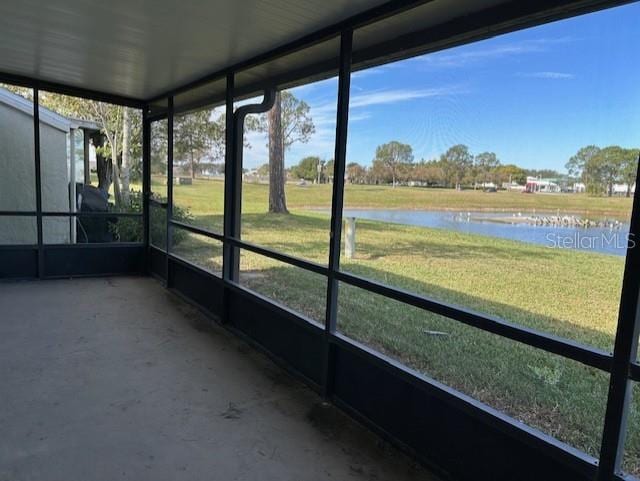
[223,74,237,286]
[222,74,236,324]
[596,154,640,480]
[142,106,151,269]
[83,129,91,185]
[166,96,174,286]
[323,30,352,398]
[33,88,44,278]
[223,87,276,284]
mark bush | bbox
[109,191,193,246]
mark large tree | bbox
[566,145,600,184]
[174,110,224,179]
[292,156,322,181]
[32,91,140,208]
[346,162,367,184]
[619,148,640,197]
[259,91,315,213]
[494,164,527,186]
[441,144,472,190]
[585,146,624,196]
[474,152,500,187]
[373,141,414,187]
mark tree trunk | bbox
[191,150,196,179]
[120,107,131,206]
[268,92,288,214]
[91,132,113,196]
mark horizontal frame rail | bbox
[226,237,329,276]
[149,199,168,208]
[0,211,143,217]
[170,219,224,241]
[336,270,613,373]
[0,71,145,109]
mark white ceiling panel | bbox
[0,0,388,99]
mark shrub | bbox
[110,191,193,246]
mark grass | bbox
[153,176,639,474]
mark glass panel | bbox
[337,282,609,457]
[171,226,223,276]
[240,75,337,264]
[0,216,37,245]
[341,5,640,351]
[150,204,167,251]
[239,249,326,323]
[38,92,143,215]
[0,84,35,212]
[43,215,142,244]
[151,119,168,202]
[172,103,225,233]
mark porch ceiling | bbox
[0,0,625,103]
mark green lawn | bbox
[154,177,639,474]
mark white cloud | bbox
[516,71,575,79]
[417,37,575,68]
[348,87,462,109]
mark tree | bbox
[474,152,500,187]
[324,158,335,183]
[585,146,624,196]
[259,91,315,213]
[292,156,321,181]
[619,148,639,197]
[441,144,472,190]
[31,92,141,208]
[566,145,600,183]
[174,110,225,179]
[373,141,414,187]
[494,164,527,186]
[346,162,367,184]
[413,159,445,186]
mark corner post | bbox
[323,29,353,398]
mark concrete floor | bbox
[0,276,438,481]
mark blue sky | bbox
[245,2,640,172]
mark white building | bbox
[0,87,97,244]
[524,176,560,193]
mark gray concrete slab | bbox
[0,277,439,481]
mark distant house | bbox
[0,87,98,244]
[524,176,560,193]
[572,182,586,193]
[502,181,525,192]
[613,183,635,195]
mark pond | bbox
[338,209,631,256]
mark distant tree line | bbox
[293,141,530,190]
[566,145,639,197]
[287,140,639,197]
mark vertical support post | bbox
[223,73,237,288]
[222,73,236,324]
[142,106,151,268]
[596,155,640,480]
[222,84,275,324]
[166,96,174,287]
[323,30,352,398]
[33,88,44,278]
[83,128,91,185]
[69,129,76,243]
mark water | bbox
[338,209,630,256]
